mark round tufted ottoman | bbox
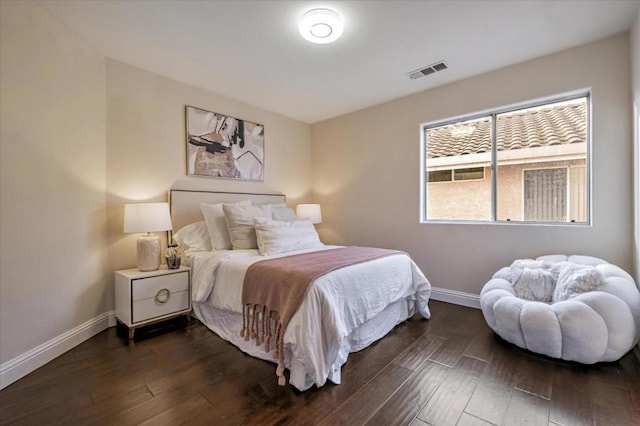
[480,255,640,363]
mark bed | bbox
[169,189,432,391]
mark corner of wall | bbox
[630,6,640,361]
[0,312,116,390]
[0,0,111,389]
[632,7,640,286]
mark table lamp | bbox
[124,202,172,271]
[296,204,322,224]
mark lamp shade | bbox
[296,204,322,224]
[123,202,172,233]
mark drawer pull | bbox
[155,288,171,304]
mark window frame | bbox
[419,90,592,226]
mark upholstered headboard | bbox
[168,189,286,239]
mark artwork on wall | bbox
[186,106,264,180]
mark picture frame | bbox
[185,105,264,181]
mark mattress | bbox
[190,246,431,391]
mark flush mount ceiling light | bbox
[298,8,343,44]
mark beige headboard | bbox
[168,189,286,240]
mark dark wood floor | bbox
[2,301,640,425]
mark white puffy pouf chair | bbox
[480,255,640,364]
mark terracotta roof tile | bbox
[426,102,587,159]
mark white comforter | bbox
[190,246,431,390]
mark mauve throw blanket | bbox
[241,246,403,385]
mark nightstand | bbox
[114,266,191,339]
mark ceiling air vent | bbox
[407,60,448,80]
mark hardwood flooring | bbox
[1,301,640,425]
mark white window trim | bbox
[420,89,592,226]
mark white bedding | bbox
[190,246,431,390]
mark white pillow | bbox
[272,206,297,221]
[201,200,251,250]
[223,203,272,249]
[510,260,555,302]
[172,221,211,264]
[552,263,603,302]
[254,218,323,256]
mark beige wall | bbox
[0,0,108,366]
[106,60,312,273]
[632,8,640,284]
[427,160,586,222]
[427,168,492,221]
[0,2,311,384]
[311,33,633,294]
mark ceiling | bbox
[38,0,639,124]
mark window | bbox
[421,93,590,224]
[427,167,485,183]
[428,170,452,182]
[454,167,484,181]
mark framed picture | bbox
[186,106,264,180]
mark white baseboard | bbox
[0,311,116,390]
[430,287,481,309]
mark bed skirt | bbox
[192,296,415,390]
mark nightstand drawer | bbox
[132,289,189,323]
[131,271,188,301]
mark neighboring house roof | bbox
[426,101,587,159]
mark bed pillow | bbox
[272,206,297,221]
[254,201,289,216]
[223,203,272,249]
[254,218,323,256]
[201,200,251,250]
[172,221,211,264]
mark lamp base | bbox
[137,234,161,271]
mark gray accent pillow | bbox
[223,203,272,249]
[272,206,297,221]
[201,200,251,250]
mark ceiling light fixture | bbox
[299,8,343,44]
